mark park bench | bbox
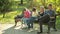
[14,12,60,34]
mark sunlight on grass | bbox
[0,1,26,24]
[0,10,22,24]
[56,16,60,29]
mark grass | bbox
[0,11,21,24]
[0,1,27,24]
[56,16,60,29]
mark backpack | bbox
[24,10,31,18]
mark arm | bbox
[50,10,56,19]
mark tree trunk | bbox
[21,0,23,4]
[3,13,5,18]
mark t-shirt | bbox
[24,10,31,18]
[32,11,38,17]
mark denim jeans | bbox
[22,17,33,29]
[27,17,37,28]
[31,17,37,22]
[22,18,29,23]
[26,17,33,29]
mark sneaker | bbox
[34,28,39,31]
[27,28,34,32]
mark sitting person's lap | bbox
[31,17,38,22]
[22,17,30,24]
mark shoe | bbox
[35,28,39,31]
[37,32,42,34]
[54,29,57,31]
[27,28,34,32]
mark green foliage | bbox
[28,0,60,12]
[0,0,12,12]
[0,0,13,18]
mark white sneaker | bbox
[34,28,39,31]
[27,28,34,32]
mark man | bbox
[38,6,45,33]
[37,6,46,33]
[45,4,57,33]
[37,6,50,34]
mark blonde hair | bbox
[40,6,44,9]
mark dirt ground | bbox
[0,24,60,34]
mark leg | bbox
[30,22,33,28]
[51,19,57,31]
[53,22,57,31]
[27,23,30,29]
[30,17,33,28]
[37,21,43,34]
[24,18,30,29]
[47,22,50,34]
[40,22,43,33]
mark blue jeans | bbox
[27,17,33,28]
[27,17,37,28]
[31,17,37,22]
[22,17,33,29]
[22,18,30,24]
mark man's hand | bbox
[50,17,55,19]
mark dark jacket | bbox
[45,9,56,17]
[38,12,50,23]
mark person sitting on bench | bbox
[45,4,57,31]
[37,6,46,33]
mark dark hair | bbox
[22,8,26,14]
[49,4,52,6]
[32,7,36,11]
[23,8,26,11]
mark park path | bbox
[0,24,60,34]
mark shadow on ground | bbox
[2,24,60,34]
[2,26,37,34]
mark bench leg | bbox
[47,22,50,34]
[53,22,57,31]
[40,22,43,33]
[15,20,17,26]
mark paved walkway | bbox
[0,24,60,34]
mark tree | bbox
[21,0,23,4]
[0,0,12,18]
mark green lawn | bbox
[56,16,60,29]
[0,11,21,24]
[0,1,27,24]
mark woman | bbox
[27,7,38,32]
[20,8,31,30]
[31,7,38,22]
